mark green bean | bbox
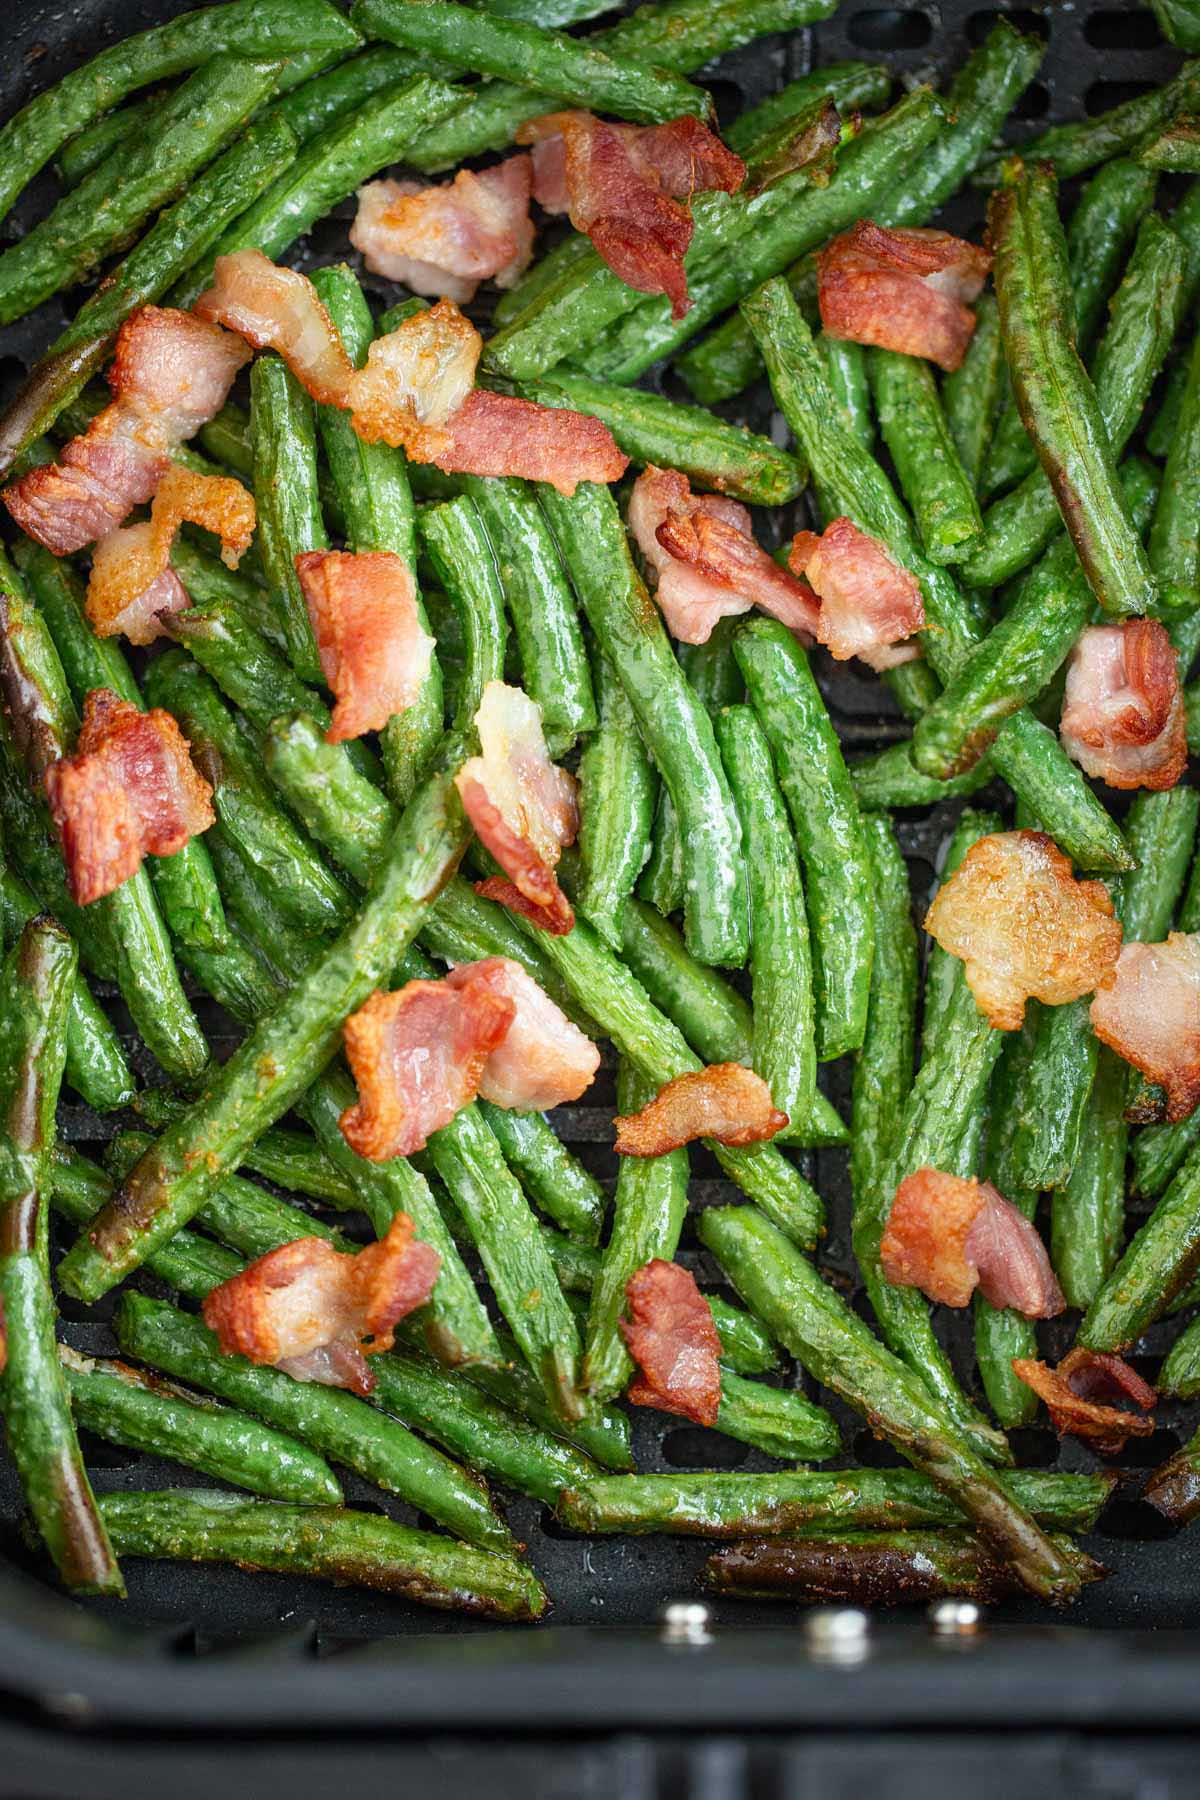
[0,117,296,484]
[135,1090,355,1209]
[637,786,685,919]
[352,0,711,125]
[870,351,983,563]
[584,1063,689,1404]
[271,44,456,138]
[963,201,1185,600]
[975,61,1200,187]
[476,1101,606,1246]
[462,476,594,756]
[744,275,1133,874]
[678,21,1045,407]
[557,1466,1115,1537]
[942,295,1006,498]
[0,553,208,1082]
[1049,1045,1128,1313]
[440,877,824,1244]
[715,1373,839,1461]
[540,480,747,968]
[699,1207,1080,1602]
[575,647,656,951]
[1079,1130,1200,1352]
[733,618,873,1061]
[248,355,327,685]
[715,704,815,1127]
[983,161,1159,503]
[851,815,917,1213]
[850,743,995,811]
[1150,0,1200,46]
[0,55,288,328]
[0,870,133,1112]
[418,498,508,734]
[1160,1311,1200,1396]
[99,1489,544,1619]
[1145,1428,1200,1527]
[1151,329,1200,617]
[17,543,229,956]
[0,921,122,1595]
[521,373,806,507]
[59,1349,342,1507]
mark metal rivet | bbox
[42,1691,94,1724]
[659,1599,714,1645]
[804,1606,871,1664]
[927,1598,984,1638]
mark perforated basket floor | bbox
[0,0,1196,1670]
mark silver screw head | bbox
[659,1599,714,1645]
[804,1606,871,1664]
[927,1597,984,1638]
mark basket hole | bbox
[966,9,1047,45]
[1109,1427,1181,1471]
[847,8,933,50]
[1096,1491,1176,1540]
[853,1428,908,1468]
[76,1429,141,1471]
[707,78,749,133]
[661,1427,750,1469]
[1083,8,1158,47]
[1013,81,1051,120]
[1086,79,1156,114]
[1005,1427,1061,1467]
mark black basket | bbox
[1,1,1198,1790]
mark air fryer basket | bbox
[2,0,1199,1759]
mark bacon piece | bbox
[44,688,214,905]
[627,465,817,645]
[452,955,599,1110]
[86,466,255,644]
[347,298,482,454]
[474,876,570,937]
[880,1168,1064,1317]
[340,965,517,1162]
[1090,933,1200,1124]
[3,306,249,554]
[818,221,991,372]
[620,1259,722,1425]
[455,681,578,935]
[295,549,434,743]
[420,388,627,495]
[351,159,535,304]
[194,249,353,406]
[1013,1348,1156,1456]
[1060,620,1187,792]
[202,1213,440,1398]
[614,1063,787,1156]
[788,517,925,671]
[924,829,1122,1032]
[519,111,745,319]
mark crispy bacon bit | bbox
[1090,933,1200,1124]
[627,465,817,645]
[295,549,434,743]
[1013,1348,1157,1456]
[44,688,214,905]
[880,1168,1064,1317]
[924,829,1122,1032]
[456,955,599,1110]
[3,306,249,553]
[518,110,745,319]
[201,1213,440,1398]
[474,876,569,937]
[620,1259,722,1425]
[420,387,627,495]
[818,221,991,372]
[351,159,535,304]
[455,681,578,935]
[348,297,481,454]
[86,466,255,644]
[194,249,354,406]
[614,1063,787,1156]
[788,517,925,671]
[1060,620,1187,792]
[340,965,517,1162]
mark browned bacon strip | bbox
[459,955,599,1110]
[614,1063,787,1156]
[351,159,535,304]
[295,549,434,743]
[347,297,482,453]
[880,1168,1064,1317]
[1013,1349,1156,1456]
[194,249,354,406]
[202,1213,440,1398]
[422,388,627,495]
[3,307,249,553]
[789,517,924,670]
[1090,933,1200,1123]
[923,829,1122,1031]
[621,1259,722,1425]
[818,221,990,371]
[1060,619,1187,792]
[44,688,214,905]
[518,111,745,319]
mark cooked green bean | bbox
[575,646,655,950]
[971,1021,1039,1428]
[870,351,983,563]
[850,743,995,810]
[249,355,327,686]
[851,814,917,1212]
[714,1371,839,1462]
[476,1101,606,1246]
